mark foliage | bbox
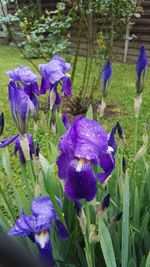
[0,1,72,58]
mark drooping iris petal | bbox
[62,113,70,129]
[6,65,38,85]
[0,134,19,148]
[65,159,97,201]
[97,152,115,184]
[36,235,54,266]
[8,211,31,236]
[0,112,4,136]
[62,75,72,96]
[136,45,147,94]
[40,77,51,94]
[101,60,112,97]
[9,82,35,134]
[55,219,68,240]
[24,83,40,97]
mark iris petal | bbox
[97,153,115,184]
[65,159,97,201]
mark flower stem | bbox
[84,202,95,267]
[21,164,33,201]
[130,116,139,178]
[27,160,37,186]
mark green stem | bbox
[21,164,33,201]
[84,202,95,267]
[27,160,36,186]
[130,116,139,178]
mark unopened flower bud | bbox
[135,132,148,160]
[74,200,82,215]
[49,90,56,110]
[101,194,110,211]
[78,207,86,235]
[20,135,30,161]
[89,224,99,243]
[134,95,142,118]
[99,98,106,118]
[122,157,127,173]
[116,122,125,142]
[110,211,123,225]
[0,112,4,136]
[96,194,110,217]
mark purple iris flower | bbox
[136,45,147,94]
[8,196,68,265]
[101,60,112,97]
[39,55,72,98]
[6,65,39,95]
[0,83,37,164]
[6,65,40,118]
[0,112,4,136]
[9,81,35,134]
[57,116,115,201]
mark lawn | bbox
[0,43,150,174]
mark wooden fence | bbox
[1,0,150,63]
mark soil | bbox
[61,96,121,122]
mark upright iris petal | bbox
[101,60,112,97]
[9,196,67,265]
[136,45,147,94]
[57,116,116,201]
[6,65,38,85]
[0,112,4,136]
[39,55,72,97]
[9,81,35,134]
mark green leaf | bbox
[122,172,130,267]
[86,105,93,119]
[133,186,139,229]
[39,153,55,174]
[128,258,136,267]
[98,219,117,267]
[146,252,150,267]
[42,170,66,227]
[56,111,66,137]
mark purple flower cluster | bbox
[57,116,116,201]
[9,196,67,265]
[0,55,72,162]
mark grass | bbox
[0,43,150,179]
